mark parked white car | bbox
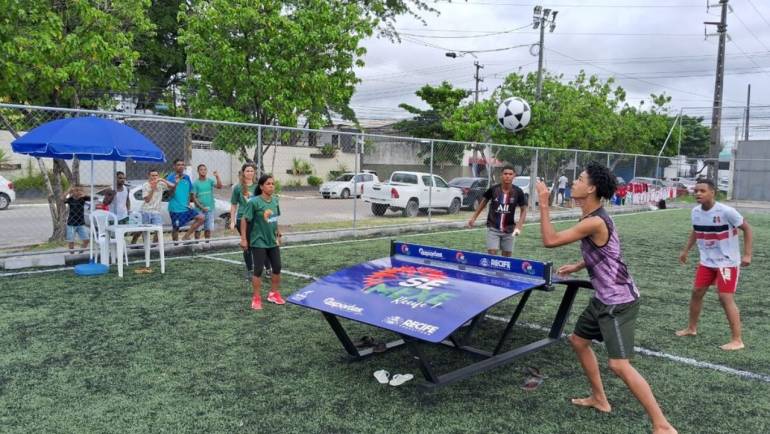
[363,171,463,217]
[319,172,379,199]
[0,175,15,210]
[90,182,231,228]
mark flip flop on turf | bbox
[521,375,545,391]
[374,370,390,384]
[389,374,414,386]
[523,366,548,379]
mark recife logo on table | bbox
[521,261,535,275]
[381,315,439,336]
[362,266,456,309]
[455,251,467,264]
[400,244,410,255]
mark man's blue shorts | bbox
[169,208,200,230]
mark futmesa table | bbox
[288,241,593,390]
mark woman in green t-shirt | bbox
[230,163,258,275]
[239,174,283,310]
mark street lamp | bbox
[532,5,559,100]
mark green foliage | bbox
[12,171,69,193]
[320,143,337,157]
[273,178,282,194]
[306,175,323,187]
[395,82,470,167]
[179,0,374,162]
[677,115,711,157]
[0,0,153,108]
[291,158,313,176]
[0,148,10,165]
[287,179,303,188]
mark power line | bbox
[398,23,532,39]
[746,0,770,28]
[730,6,770,52]
[546,47,744,104]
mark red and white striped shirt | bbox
[691,202,744,268]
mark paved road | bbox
[0,192,468,248]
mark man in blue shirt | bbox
[167,159,204,242]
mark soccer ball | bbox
[496,97,531,132]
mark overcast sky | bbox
[350,0,770,139]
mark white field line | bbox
[199,254,318,281]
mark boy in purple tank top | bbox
[535,162,676,434]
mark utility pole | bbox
[744,83,751,141]
[533,6,558,101]
[473,61,487,103]
[705,0,729,183]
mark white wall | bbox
[191,149,234,185]
[235,145,359,186]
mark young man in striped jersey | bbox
[466,165,527,257]
[676,178,753,351]
[535,162,676,434]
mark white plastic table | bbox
[107,224,165,277]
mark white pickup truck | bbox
[363,171,463,217]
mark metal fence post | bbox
[352,134,359,235]
[257,125,262,176]
[633,155,637,179]
[573,150,578,181]
[530,149,539,208]
[428,140,434,223]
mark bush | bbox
[291,158,313,175]
[273,179,282,194]
[307,175,323,187]
[320,143,336,157]
[13,171,69,193]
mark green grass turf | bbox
[1,209,769,433]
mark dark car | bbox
[448,177,489,210]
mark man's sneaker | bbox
[267,291,286,305]
[244,270,253,281]
[251,296,262,310]
[265,268,272,278]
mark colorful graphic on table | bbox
[288,242,552,343]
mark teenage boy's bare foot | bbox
[571,396,611,413]
[653,425,678,434]
[675,328,697,337]
[720,340,745,351]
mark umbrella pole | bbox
[90,156,95,261]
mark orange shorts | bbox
[694,265,740,293]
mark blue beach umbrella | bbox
[11,116,166,272]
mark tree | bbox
[677,115,711,157]
[133,0,187,111]
[0,0,152,241]
[444,70,685,203]
[395,82,470,166]
[178,0,374,165]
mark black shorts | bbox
[573,297,640,359]
[250,247,281,277]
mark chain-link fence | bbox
[1,103,688,254]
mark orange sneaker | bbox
[267,291,286,305]
[251,296,262,310]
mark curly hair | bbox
[585,161,617,200]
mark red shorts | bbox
[694,265,740,293]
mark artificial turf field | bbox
[1,208,768,433]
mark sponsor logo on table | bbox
[478,257,511,270]
[521,261,535,275]
[323,297,364,315]
[400,244,410,255]
[455,251,466,264]
[381,316,439,336]
[418,248,444,260]
[384,316,402,325]
[362,266,456,309]
[291,290,314,301]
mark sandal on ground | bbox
[523,366,548,379]
[521,375,545,391]
[373,370,390,384]
[372,342,388,353]
[389,374,414,386]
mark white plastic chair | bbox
[89,210,128,266]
